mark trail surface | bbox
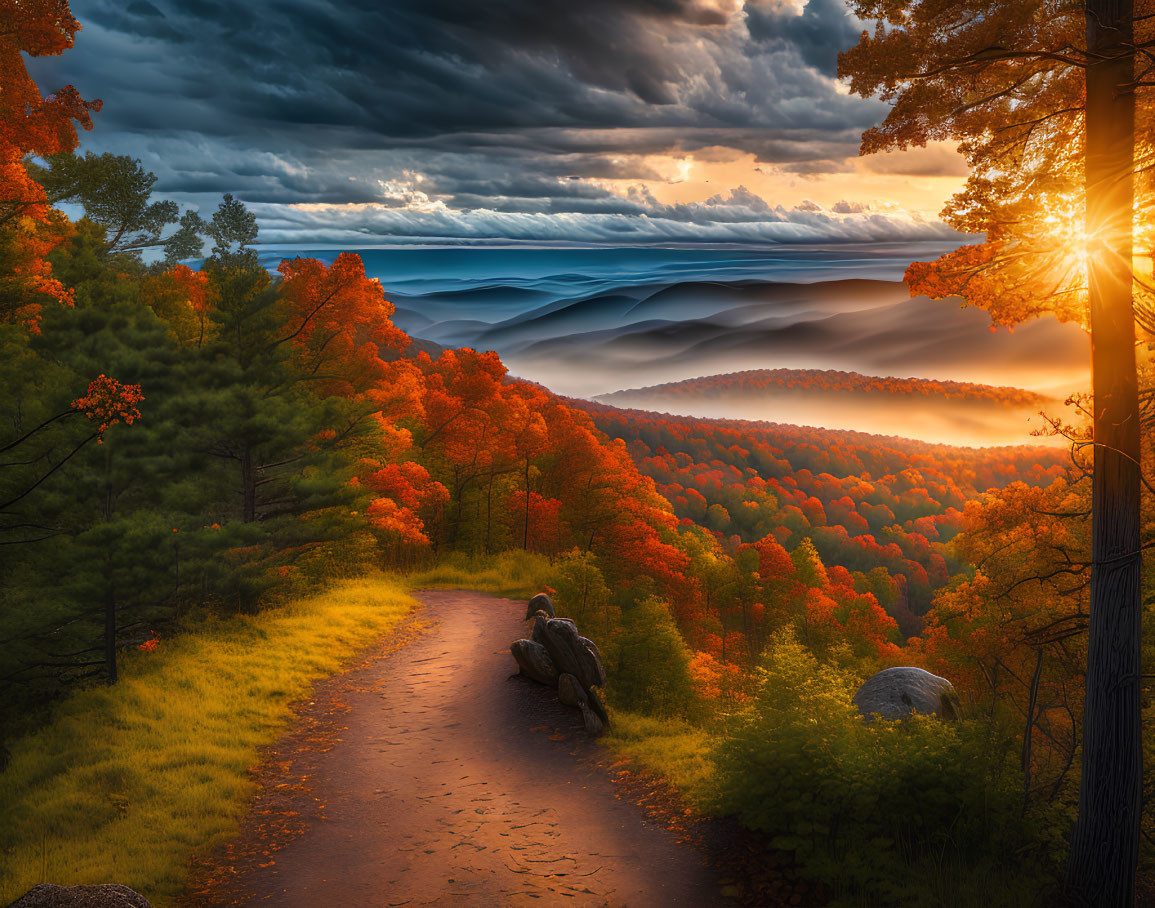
[200,590,728,907]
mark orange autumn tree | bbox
[839,1,1144,901]
[276,253,409,397]
[165,264,213,346]
[0,0,100,326]
[358,460,448,559]
[913,479,1091,812]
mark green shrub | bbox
[550,550,623,666]
[551,550,618,637]
[609,596,700,719]
[713,631,1048,906]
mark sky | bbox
[30,0,975,247]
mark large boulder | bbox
[557,672,588,708]
[524,593,555,620]
[852,667,961,721]
[579,635,602,665]
[531,615,549,646]
[9,884,154,908]
[578,700,604,735]
[539,618,606,690]
[510,639,559,686]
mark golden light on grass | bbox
[0,578,417,906]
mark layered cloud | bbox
[27,0,970,244]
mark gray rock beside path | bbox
[511,593,611,735]
[510,639,559,686]
[539,618,607,691]
[852,667,961,721]
[557,672,588,707]
[524,593,555,620]
[586,685,610,727]
[531,614,549,646]
[8,884,154,908]
[579,700,605,735]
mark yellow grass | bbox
[602,711,718,808]
[403,549,554,599]
[0,576,416,906]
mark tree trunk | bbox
[1066,2,1140,904]
[103,451,118,684]
[1022,648,1043,815]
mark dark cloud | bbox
[24,0,948,244]
[746,0,863,75]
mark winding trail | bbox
[198,590,729,907]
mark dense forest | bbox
[578,402,1068,627]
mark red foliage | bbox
[276,253,410,397]
[0,0,101,326]
[71,374,144,441]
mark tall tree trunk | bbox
[1067,2,1140,903]
[1022,648,1044,816]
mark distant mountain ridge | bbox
[589,367,1064,448]
[596,368,1053,409]
[572,398,1061,455]
[386,273,1086,410]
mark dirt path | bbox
[195,590,730,907]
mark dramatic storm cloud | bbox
[28,0,965,244]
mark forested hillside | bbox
[595,368,1065,447]
[4,132,1147,900]
[0,178,690,739]
[577,401,1067,627]
[598,368,1051,407]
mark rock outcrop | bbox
[9,884,154,908]
[578,700,604,735]
[510,639,559,686]
[524,593,556,620]
[557,672,587,708]
[531,614,549,646]
[538,618,606,691]
[852,666,961,721]
[510,594,610,734]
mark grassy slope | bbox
[403,550,554,599]
[602,713,716,808]
[0,576,416,905]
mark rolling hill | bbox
[594,368,1061,447]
